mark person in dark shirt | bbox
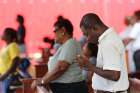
[16,14,26,54]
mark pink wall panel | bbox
[0,0,139,53]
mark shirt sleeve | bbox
[129,24,140,39]
[102,44,121,71]
[9,43,20,60]
[58,42,81,64]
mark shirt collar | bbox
[98,28,113,43]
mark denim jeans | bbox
[0,77,12,93]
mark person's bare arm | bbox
[0,56,20,81]
[76,55,120,81]
[123,38,135,46]
[42,60,70,83]
[31,60,70,89]
[90,64,120,81]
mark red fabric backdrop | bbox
[0,0,140,53]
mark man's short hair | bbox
[80,13,103,30]
[134,10,140,20]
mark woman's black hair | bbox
[54,16,73,36]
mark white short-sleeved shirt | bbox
[129,22,140,52]
[119,26,136,73]
[48,38,84,83]
[119,25,133,50]
[92,28,129,92]
[120,25,132,39]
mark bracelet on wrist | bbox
[41,79,45,85]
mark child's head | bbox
[83,42,98,58]
[2,27,17,43]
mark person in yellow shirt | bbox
[0,28,20,93]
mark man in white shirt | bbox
[76,13,129,93]
[123,10,140,71]
[119,16,136,73]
